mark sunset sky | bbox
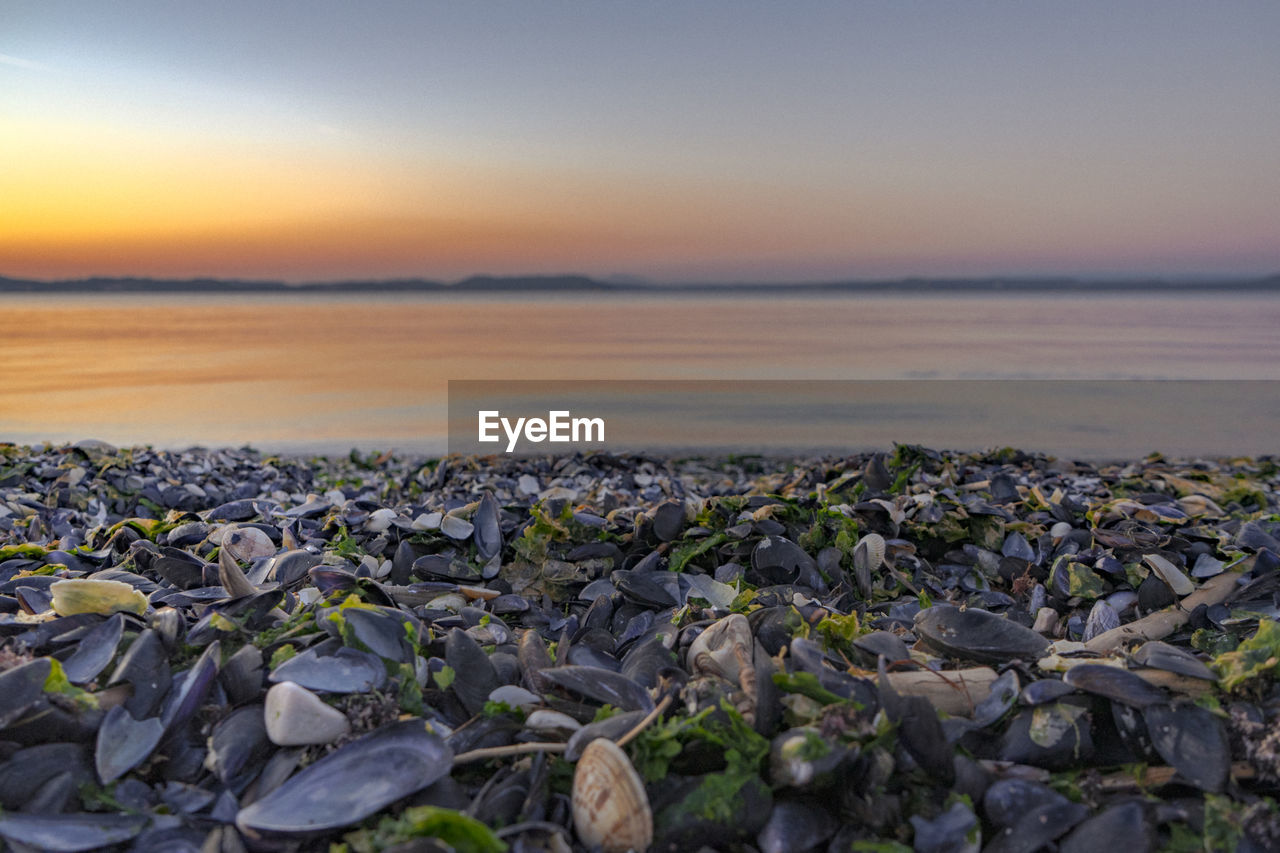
[3,1,1278,283]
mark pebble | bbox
[263,681,352,746]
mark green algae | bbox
[1212,618,1280,692]
[341,806,506,853]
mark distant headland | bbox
[1,272,1277,294]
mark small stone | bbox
[264,682,351,746]
[517,474,540,495]
[489,685,541,710]
[1033,607,1059,636]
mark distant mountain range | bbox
[1,272,1278,294]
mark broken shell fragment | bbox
[50,579,148,617]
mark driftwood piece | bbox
[1084,564,1247,654]
[884,667,999,716]
[886,665,1214,716]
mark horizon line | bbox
[3,270,1279,290]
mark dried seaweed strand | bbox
[1094,761,1256,791]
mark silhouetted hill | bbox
[452,274,618,291]
[0,276,454,293]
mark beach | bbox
[1,441,1277,850]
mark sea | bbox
[2,292,1278,459]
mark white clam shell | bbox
[572,738,652,853]
[853,533,887,571]
[223,526,276,562]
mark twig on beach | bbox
[616,693,674,748]
[453,741,568,765]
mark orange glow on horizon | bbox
[4,110,1277,283]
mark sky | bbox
[2,1,1279,283]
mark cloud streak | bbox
[0,52,47,71]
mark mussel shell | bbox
[236,719,452,836]
[1081,600,1120,642]
[650,500,686,542]
[1136,574,1176,612]
[971,669,1020,728]
[412,554,481,583]
[207,704,272,794]
[910,799,980,853]
[751,536,815,585]
[564,710,649,761]
[267,550,322,587]
[1143,702,1230,792]
[517,629,554,692]
[1130,641,1215,680]
[1019,679,1076,706]
[219,643,265,706]
[1062,664,1167,708]
[1059,801,1153,853]
[445,627,500,715]
[851,630,911,666]
[653,772,772,850]
[539,666,654,712]
[342,607,414,663]
[757,799,838,853]
[996,702,1094,770]
[621,634,678,688]
[269,646,386,694]
[0,812,149,852]
[60,612,126,684]
[982,800,1089,853]
[473,492,504,561]
[153,554,206,590]
[108,628,173,718]
[614,568,679,608]
[160,641,221,731]
[96,704,165,784]
[914,605,1049,664]
[0,743,92,810]
[1142,554,1195,597]
[0,657,53,728]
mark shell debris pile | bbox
[0,441,1278,851]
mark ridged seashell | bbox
[572,738,652,853]
[853,533,887,571]
[50,579,148,617]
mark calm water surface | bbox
[2,292,1278,455]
